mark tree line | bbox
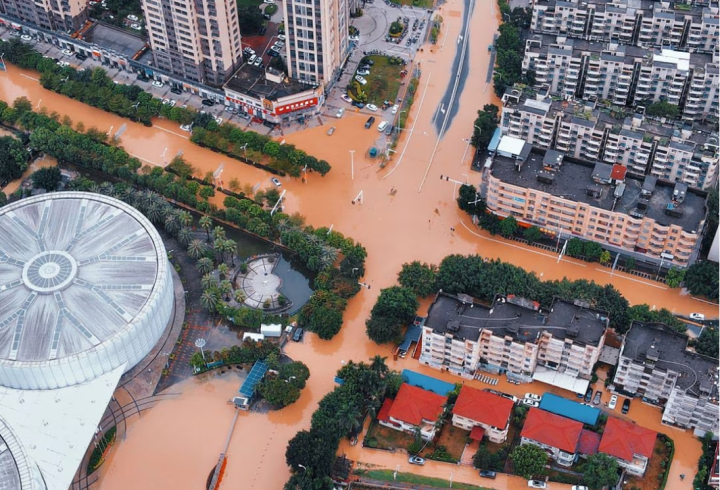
[493,1,533,97]
[0,38,331,177]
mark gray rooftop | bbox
[425,292,607,346]
[622,322,719,398]
[224,64,316,101]
[83,22,147,58]
[0,194,162,363]
[490,149,707,232]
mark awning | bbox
[470,426,485,441]
[532,367,590,395]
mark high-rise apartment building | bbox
[0,0,87,31]
[141,0,242,85]
[283,0,349,85]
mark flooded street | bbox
[0,0,712,488]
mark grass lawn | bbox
[389,0,434,8]
[237,0,262,7]
[264,3,278,14]
[357,55,403,106]
[422,425,469,462]
[364,421,415,450]
[361,470,491,490]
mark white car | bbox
[571,486,588,490]
[214,117,223,125]
[341,94,353,103]
[354,75,367,85]
[522,398,540,408]
[690,313,705,321]
[336,108,345,118]
[57,61,70,68]
[274,41,284,48]
[608,395,618,410]
[127,14,139,21]
[357,69,370,76]
[524,393,542,402]
[271,178,282,187]
[253,57,262,67]
[366,104,378,112]
[180,123,193,132]
[152,80,164,88]
[61,49,73,55]
[277,34,286,41]
[130,23,142,30]
[263,0,275,3]
[391,104,400,115]
[169,100,177,107]
[408,456,425,466]
[528,481,547,489]
[20,34,32,41]
[162,98,171,105]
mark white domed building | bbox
[0,192,176,490]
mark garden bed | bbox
[356,55,404,106]
[363,420,415,450]
[421,425,468,462]
[356,470,490,490]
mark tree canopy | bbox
[582,453,620,490]
[0,136,28,182]
[366,286,419,344]
[696,326,719,359]
[397,261,438,297]
[31,166,62,191]
[646,101,680,119]
[509,443,548,479]
[685,261,719,301]
[471,104,499,150]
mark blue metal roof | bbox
[539,393,600,426]
[239,360,268,398]
[401,369,455,396]
[398,324,421,351]
[488,127,503,153]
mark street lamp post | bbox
[195,338,207,365]
[349,150,355,180]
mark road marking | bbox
[594,268,668,290]
[153,125,190,139]
[691,296,719,306]
[128,152,163,167]
[383,72,433,180]
[20,74,40,81]
[460,221,587,267]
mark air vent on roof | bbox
[537,172,555,184]
[447,321,461,333]
[637,199,649,210]
[567,323,579,338]
[586,186,602,198]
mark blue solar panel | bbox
[239,361,268,397]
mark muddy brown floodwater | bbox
[0,1,712,488]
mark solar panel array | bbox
[239,361,269,398]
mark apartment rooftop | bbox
[533,0,713,20]
[425,292,607,346]
[490,148,707,232]
[83,22,147,58]
[622,322,719,399]
[224,64,317,101]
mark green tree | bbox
[566,238,585,257]
[457,184,486,216]
[499,215,518,237]
[509,443,548,479]
[285,429,337,477]
[187,239,206,259]
[0,191,7,208]
[199,215,212,241]
[665,267,686,288]
[695,327,718,359]
[238,5,265,34]
[470,104,500,150]
[646,101,680,119]
[200,289,219,312]
[0,136,28,181]
[627,304,686,333]
[523,226,543,243]
[599,250,611,265]
[258,376,301,406]
[196,257,214,275]
[280,361,311,390]
[366,286,419,344]
[582,453,619,490]
[584,242,603,261]
[31,167,62,191]
[397,261,438,297]
[473,444,503,471]
[685,261,718,300]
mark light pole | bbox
[349,150,355,180]
[195,338,207,365]
[297,464,307,472]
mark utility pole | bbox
[349,150,355,180]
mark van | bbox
[292,327,304,342]
[377,121,389,132]
[248,54,257,64]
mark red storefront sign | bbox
[274,97,318,115]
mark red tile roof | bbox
[521,408,583,453]
[388,384,446,426]
[377,398,394,423]
[453,386,514,429]
[611,164,627,181]
[470,426,485,441]
[578,429,601,456]
[599,418,657,462]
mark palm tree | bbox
[196,257,213,275]
[212,226,226,243]
[178,210,193,229]
[201,273,216,291]
[146,202,162,224]
[214,238,225,264]
[234,289,246,304]
[99,182,114,195]
[199,216,212,241]
[187,239,206,259]
[335,402,363,437]
[219,280,232,300]
[223,238,237,265]
[218,263,230,279]
[318,245,339,270]
[199,290,219,312]
[165,211,181,235]
[177,227,191,246]
[369,355,389,377]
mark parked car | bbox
[248,54,257,64]
[274,41,284,48]
[253,57,263,67]
[341,94,353,103]
[398,349,407,358]
[479,470,497,479]
[364,116,376,129]
[484,389,518,403]
[575,392,585,399]
[75,52,87,60]
[130,23,142,30]
[20,34,32,41]
[336,108,345,118]
[127,14,139,21]
[57,61,70,67]
[362,58,375,65]
[278,34,286,41]
[357,69,370,76]
[366,104,378,112]
[355,75,367,85]
[690,313,705,321]
[292,327,304,342]
[622,398,631,414]
[584,388,593,403]
[522,398,540,408]
[271,177,282,187]
[593,391,602,405]
[524,393,542,402]
[162,98,171,105]
[408,456,425,466]
[224,106,235,113]
[352,101,365,109]
[327,126,336,136]
[201,99,215,106]
[270,45,281,52]
[266,50,279,57]
[61,48,73,55]
[608,395,618,410]
[214,117,223,125]
[170,87,183,95]
[263,0,275,3]
[180,123,193,132]
[527,480,547,489]
[571,486,589,490]
[377,121,389,132]
[152,80,164,88]
[391,104,400,114]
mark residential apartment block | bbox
[283,0,349,85]
[500,88,719,189]
[377,384,446,441]
[451,386,514,443]
[419,292,607,393]
[0,0,88,31]
[530,0,719,55]
[598,417,657,476]
[486,141,708,267]
[522,34,719,121]
[141,0,242,85]
[612,321,719,435]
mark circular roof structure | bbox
[0,192,174,390]
[0,415,45,490]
